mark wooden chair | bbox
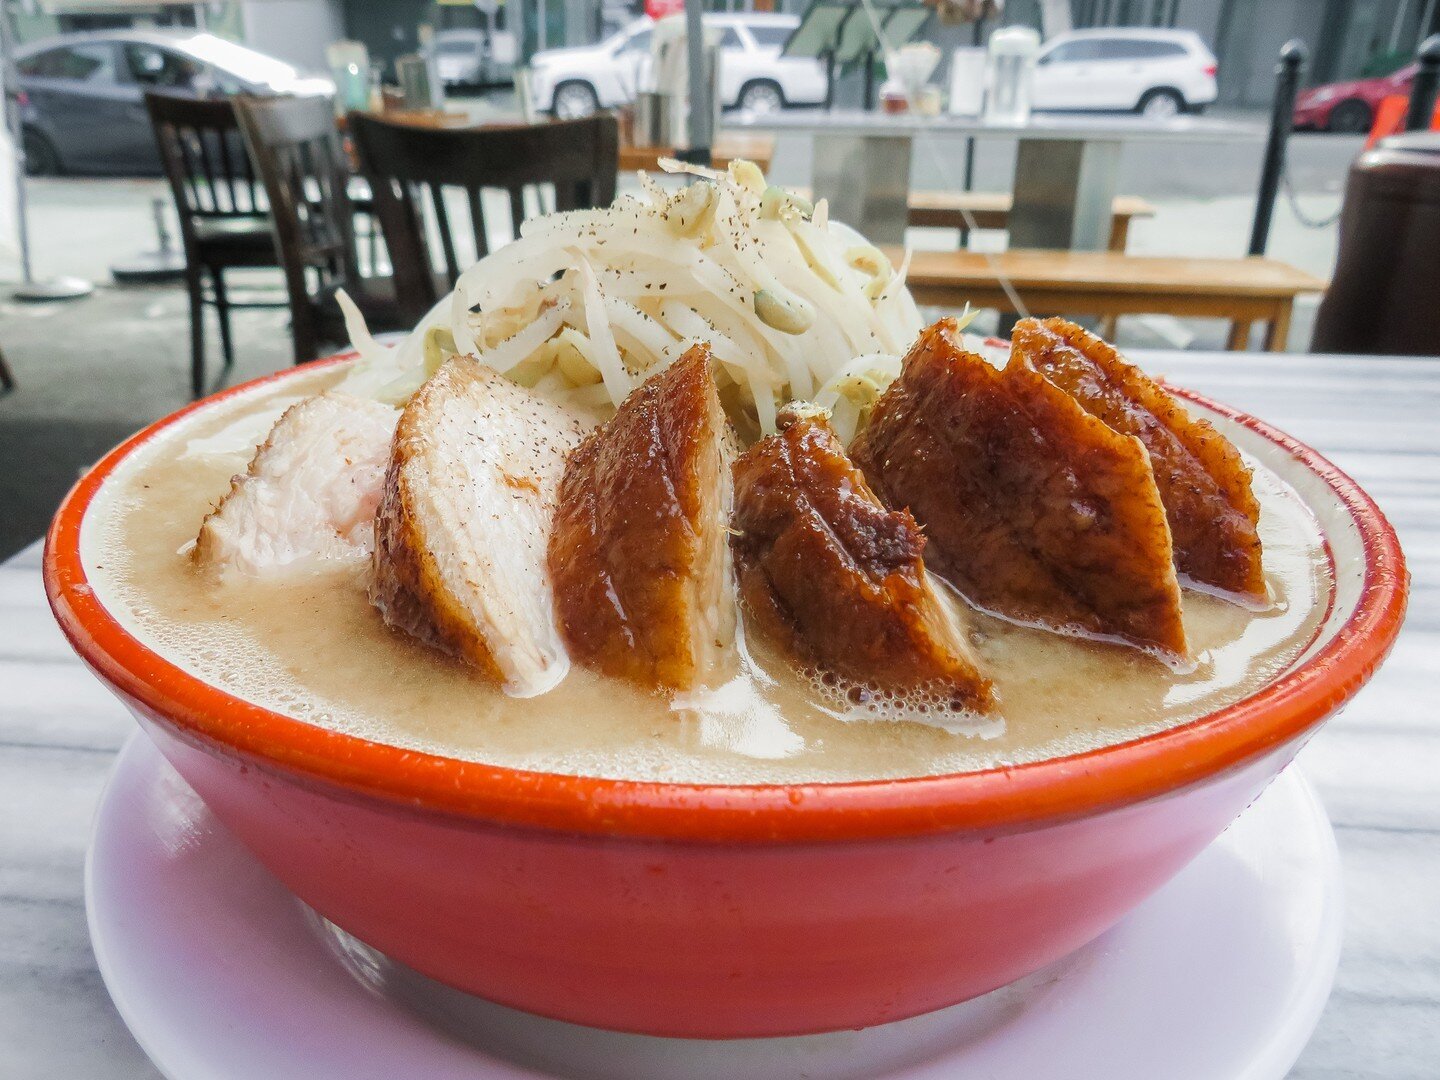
[233,94,410,365]
[144,92,283,397]
[348,113,619,323]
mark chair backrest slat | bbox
[234,94,362,363]
[348,114,619,323]
[144,92,268,232]
[507,187,527,246]
[428,183,461,283]
[466,186,489,260]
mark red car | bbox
[1293,64,1417,133]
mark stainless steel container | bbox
[396,54,435,111]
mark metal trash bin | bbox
[1311,132,1440,356]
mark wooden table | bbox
[895,248,1328,351]
[2,352,1436,1076]
[906,192,1156,252]
[618,135,775,175]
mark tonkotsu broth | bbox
[84,365,1331,784]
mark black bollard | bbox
[1407,35,1440,132]
[1249,39,1308,257]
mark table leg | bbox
[1263,302,1293,352]
[1227,320,1254,351]
[811,134,914,246]
[1108,216,1130,252]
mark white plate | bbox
[87,734,1341,1080]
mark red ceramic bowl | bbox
[46,358,1407,1039]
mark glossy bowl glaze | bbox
[46,359,1407,1038]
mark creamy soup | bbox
[84,367,1331,784]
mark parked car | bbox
[15,31,333,176]
[1032,28,1218,117]
[527,13,824,120]
[433,27,518,89]
[1292,65,1417,133]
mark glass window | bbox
[619,28,652,55]
[17,44,115,82]
[15,50,50,77]
[1043,40,1104,63]
[1092,39,1188,61]
[123,44,205,90]
[746,25,794,49]
[436,38,478,56]
[718,27,744,50]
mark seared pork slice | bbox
[850,319,1188,660]
[1013,317,1265,601]
[549,345,736,693]
[194,393,397,575]
[732,410,994,710]
[370,357,587,697]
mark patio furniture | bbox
[896,248,1326,352]
[143,92,283,398]
[905,192,1156,252]
[1311,132,1440,356]
[728,111,1264,250]
[233,95,410,365]
[348,113,619,323]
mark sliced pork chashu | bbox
[1012,317,1265,601]
[194,392,397,576]
[549,345,736,693]
[370,357,587,697]
[850,319,1188,660]
[732,410,995,710]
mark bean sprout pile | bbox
[340,158,972,442]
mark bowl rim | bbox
[44,356,1409,843]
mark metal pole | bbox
[680,0,712,165]
[962,14,986,194]
[0,0,92,301]
[1248,39,1307,257]
[1407,34,1440,131]
[862,47,875,110]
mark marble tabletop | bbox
[2,351,1436,1079]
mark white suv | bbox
[1032,29,1218,117]
[528,14,826,119]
